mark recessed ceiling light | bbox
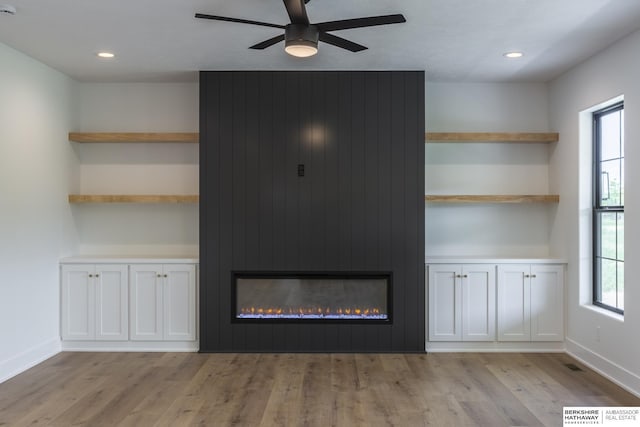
[0,4,17,15]
[97,52,115,59]
[503,51,524,59]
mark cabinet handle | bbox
[88,274,93,278]
[157,274,162,278]
[455,274,461,278]
[462,274,468,278]
[164,274,168,278]
[525,274,530,278]
[95,274,99,278]
[531,274,537,278]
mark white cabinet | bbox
[497,264,564,342]
[61,264,128,341]
[130,264,197,341]
[428,264,496,342]
[61,258,198,350]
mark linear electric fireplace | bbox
[232,272,392,323]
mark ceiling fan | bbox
[195,0,406,58]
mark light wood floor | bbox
[1,352,638,426]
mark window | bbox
[593,101,624,314]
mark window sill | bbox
[583,304,624,322]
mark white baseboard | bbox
[0,338,61,384]
[61,340,199,352]
[426,341,565,352]
[565,338,640,398]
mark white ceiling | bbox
[2,0,640,83]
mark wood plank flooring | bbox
[1,352,638,426]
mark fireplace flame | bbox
[238,306,387,320]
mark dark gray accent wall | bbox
[199,71,424,352]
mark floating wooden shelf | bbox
[425,195,560,204]
[68,132,199,143]
[425,132,559,143]
[69,195,199,204]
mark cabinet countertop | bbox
[60,255,199,264]
[426,256,567,264]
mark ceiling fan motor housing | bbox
[285,23,319,51]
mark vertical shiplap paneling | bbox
[232,72,247,271]
[362,72,382,350]
[199,71,219,348]
[403,73,421,349]
[349,72,367,351]
[364,72,380,271]
[216,72,235,350]
[415,75,426,349]
[323,72,341,350]
[244,73,263,351]
[258,72,275,271]
[351,72,367,274]
[337,73,353,272]
[337,75,354,348]
[298,72,316,272]
[390,72,407,350]
[271,72,287,269]
[284,72,301,273]
[310,71,327,272]
[283,72,302,350]
[199,71,424,352]
[271,73,289,352]
[245,73,261,269]
[257,72,275,351]
[377,72,394,349]
[231,72,248,350]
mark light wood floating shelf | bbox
[425,132,559,143]
[69,195,199,204]
[425,195,560,204]
[68,132,199,143]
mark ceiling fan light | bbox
[285,40,318,57]
[284,23,319,58]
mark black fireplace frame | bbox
[231,271,393,324]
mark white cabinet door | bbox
[428,265,461,341]
[130,264,197,341]
[462,265,496,341]
[531,264,564,342]
[428,264,496,342]
[497,264,531,341]
[163,264,197,341]
[61,264,127,341]
[61,265,95,340]
[497,264,564,342]
[130,265,164,341]
[94,265,128,340]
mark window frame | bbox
[592,101,624,315]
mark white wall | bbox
[549,29,640,394]
[0,43,78,382]
[73,83,199,255]
[425,82,554,257]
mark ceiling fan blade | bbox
[316,14,405,32]
[250,34,286,50]
[195,13,285,30]
[319,32,367,52]
[283,0,310,25]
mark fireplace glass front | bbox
[232,272,391,323]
